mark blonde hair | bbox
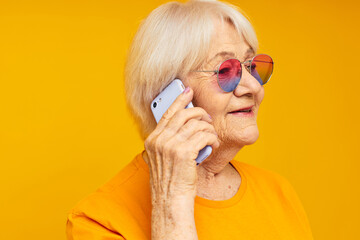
[124,0,258,140]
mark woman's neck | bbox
[196,144,242,201]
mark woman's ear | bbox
[180,72,195,87]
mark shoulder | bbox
[232,160,313,237]
[71,152,149,211]
[67,153,151,237]
[231,160,303,205]
[233,160,292,189]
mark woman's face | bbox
[184,20,264,147]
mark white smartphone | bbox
[150,79,212,165]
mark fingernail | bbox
[183,87,190,94]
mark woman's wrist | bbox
[151,196,198,240]
[152,194,195,225]
[151,190,196,205]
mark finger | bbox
[158,107,212,140]
[176,119,217,141]
[167,106,212,128]
[154,87,211,135]
[156,87,194,130]
[183,131,220,159]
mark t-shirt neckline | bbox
[194,160,247,208]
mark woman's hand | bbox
[144,86,219,200]
[143,87,219,240]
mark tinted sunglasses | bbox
[195,54,274,92]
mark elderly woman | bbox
[66,0,313,239]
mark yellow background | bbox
[1,0,359,239]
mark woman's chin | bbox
[233,125,259,146]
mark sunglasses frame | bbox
[194,53,274,92]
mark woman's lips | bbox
[229,110,254,117]
[229,105,255,117]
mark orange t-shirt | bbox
[66,152,313,239]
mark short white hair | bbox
[124,0,258,140]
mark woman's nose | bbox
[233,65,262,97]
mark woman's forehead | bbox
[206,23,254,63]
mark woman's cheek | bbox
[257,87,265,104]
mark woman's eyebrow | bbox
[245,48,255,58]
[208,48,255,63]
[208,51,235,63]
